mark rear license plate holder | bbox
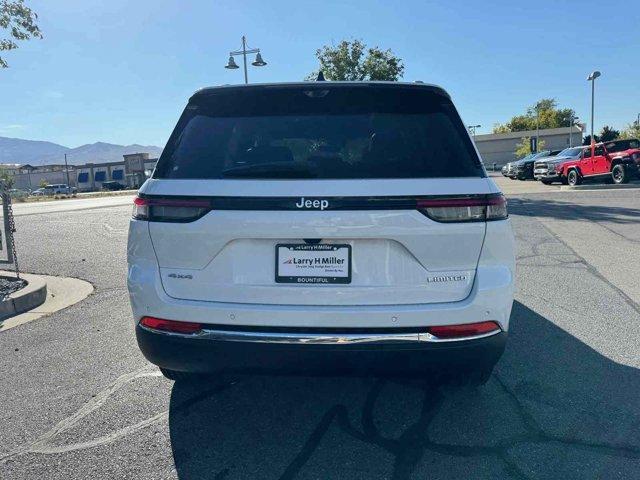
[275,244,351,284]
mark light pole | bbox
[587,70,601,153]
[568,114,579,147]
[63,153,71,188]
[468,124,481,141]
[535,103,540,152]
[225,35,267,84]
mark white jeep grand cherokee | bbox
[127,82,515,385]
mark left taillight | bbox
[132,196,211,222]
[417,194,507,222]
[140,316,202,334]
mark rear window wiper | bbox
[221,162,317,179]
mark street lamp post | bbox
[225,35,267,84]
[587,70,601,154]
[63,153,71,188]
[468,124,481,140]
[568,114,579,147]
[535,103,540,152]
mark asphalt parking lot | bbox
[0,181,639,479]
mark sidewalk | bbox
[0,272,93,332]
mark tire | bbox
[611,164,628,184]
[567,169,581,186]
[160,368,203,382]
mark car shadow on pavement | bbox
[167,301,640,480]
[509,197,640,224]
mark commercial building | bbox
[75,153,157,191]
[474,126,584,167]
[3,163,74,191]
[3,152,158,191]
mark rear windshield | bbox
[154,86,484,180]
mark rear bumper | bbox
[136,324,507,375]
[128,216,515,375]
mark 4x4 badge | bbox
[168,273,193,280]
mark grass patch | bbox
[12,190,137,203]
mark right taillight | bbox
[417,195,507,222]
[133,196,211,222]
[428,321,501,339]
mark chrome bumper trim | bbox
[140,325,502,344]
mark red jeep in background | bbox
[556,139,640,186]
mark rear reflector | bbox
[133,196,211,222]
[417,195,507,222]
[140,316,202,334]
[427,321,501,339]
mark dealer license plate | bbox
[275,244,351,284]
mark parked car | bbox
[8,188,30,199]
[504,162,515,178]
[501,164,509,176]
[505,154,533,179]
[31,188,46,196]
[514,150,561,180]
[605,138,640,171]
[557,139,640,186]
[128,81,515,386]
[534,146,584,184]
[43,184,77,195]
[504,162,514,177]
[102,181,127,191]
[506,154,532,180]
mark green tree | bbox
[598,125,620,142]
[583,134,600,146]
[515,137,546,158]
[38,178,47,188]
[1,0,42,68]
[619,121,640,140]
[493,98,576,133]
[307,39,404,81]
[0,168,14,188]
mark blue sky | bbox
[0,0,638,148]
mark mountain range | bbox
[0,136,163,166]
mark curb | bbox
[0,273,47,320]
[560,182,640,191]
[0,273,93,332]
